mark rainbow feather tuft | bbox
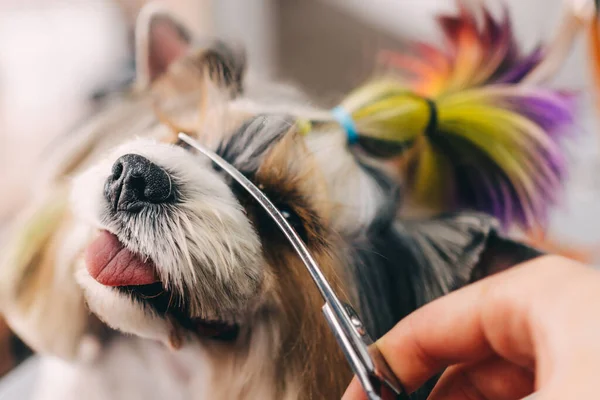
[330,1,577,230]
[379,1,545,96]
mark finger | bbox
[375,256,588,392]
[428,356,534,400]
[341,377,368,400]
[375,277,495,392]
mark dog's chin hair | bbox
[71,137,265,323]
[77,269,173,346]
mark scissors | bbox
[178,133,410,400]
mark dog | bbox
[0,4,571,399]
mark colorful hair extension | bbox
[319,1,576,230]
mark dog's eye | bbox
[279,205,306,238]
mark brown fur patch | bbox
[253,130,353,398]
[256,130,332,232]
[268,249,353,399]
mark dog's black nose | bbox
[105,154,174,212]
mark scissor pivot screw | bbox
[350,316,366,335]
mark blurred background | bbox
[0,0,598,397]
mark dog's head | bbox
[72,111,344,347]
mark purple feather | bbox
[493,91,577,138]
[495,47,545,84]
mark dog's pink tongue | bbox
[85,231,160,287]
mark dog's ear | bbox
[135,3,246,94]
[0,187,97,361]
[403,212,543,306]
[135,4,192,89]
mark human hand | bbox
[342,256,600,399]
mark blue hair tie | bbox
[332,106,359,145]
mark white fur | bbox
[305,129,391,234]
